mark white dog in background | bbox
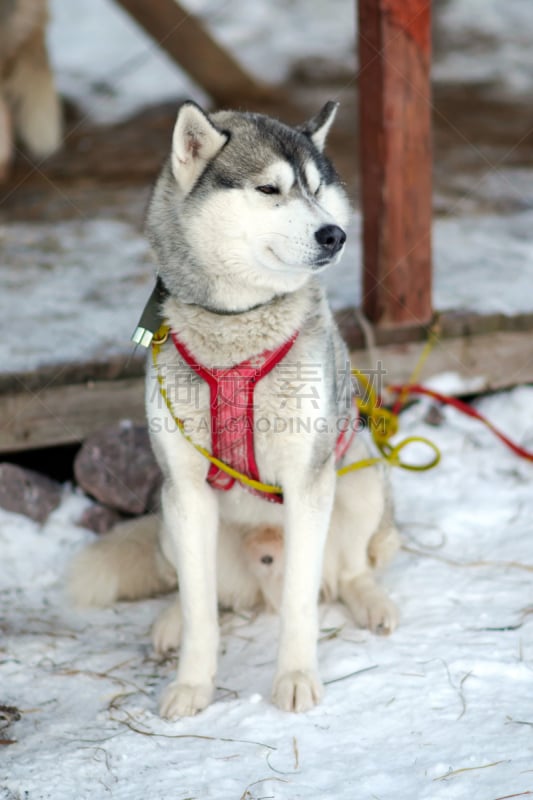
[0,0,62,180]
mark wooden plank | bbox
[349,330,533,395]
[0,328,531,455]
[0,353,146,395]
[0,310,532,398]
[114,0,278,108]
[336,308,533,352]
[0,378,146,453]
[357,0,433,327]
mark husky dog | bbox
[69,101,399,718]
[0,0,62,180]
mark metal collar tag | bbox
[131,277,169,348]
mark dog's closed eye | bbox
[256,185,280,195]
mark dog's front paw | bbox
[159,680,214,719]
[152,601,182,654]
[272,670,323,713]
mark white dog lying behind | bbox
[153,510,399,656]
[69,440,400,654]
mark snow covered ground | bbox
[47,0,533,124]
[2,385,533,799]
[433,0,533,99]
[328,209,533,315]
[0,220,153,374]
[47,0,355,124]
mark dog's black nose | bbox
[315,224,346,255]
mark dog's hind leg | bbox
[333,452,399,635]
[367,503,401,570]
[271,457,336,713]
[339,571,399,635]
[152,594,182,654]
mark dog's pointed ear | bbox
[299,101,339,152]
[171,102,228,193]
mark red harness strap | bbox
[171,331,357,503]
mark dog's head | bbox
[147,101,350,304]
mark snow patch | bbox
[2,385,533,799]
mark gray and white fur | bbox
[68,101,400,718]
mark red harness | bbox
[171,331,357,503]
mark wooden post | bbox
[358,0,432,327]
[114,0,279,108]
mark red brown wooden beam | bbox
[114,0,279,108]
[358,0,433,327]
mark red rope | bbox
[389,384,533,463]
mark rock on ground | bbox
[0,463,63,523]
[73,422,161,515]
[77,503,125,534]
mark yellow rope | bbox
[151,324,441,496]
[393,317,441,414]
[346,368,441,474]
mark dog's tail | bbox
[67,514,177,607]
